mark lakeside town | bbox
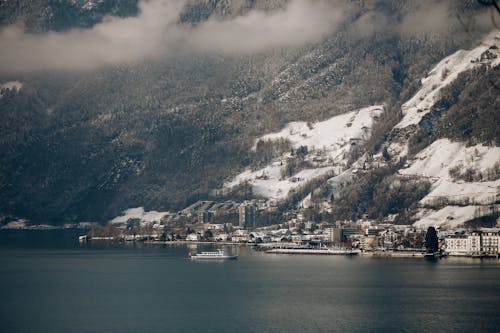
[4,197,486,259]
[3,198,499,258]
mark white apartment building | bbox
[467,233,482,255]
[482,232,500,255]
[444,232,500,256]
[444,236,468,256]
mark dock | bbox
[265,248,359,255]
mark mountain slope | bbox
[0,0,497,224]
[224,105,384,199]
[341,31,500,227]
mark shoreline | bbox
[144,240,253,246]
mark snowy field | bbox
[402,139,499,205]
[401,139,499,228]
[110,207,170,225]
[396,31,500,129]
[225,105,384,199]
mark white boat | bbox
[189,249,238,260]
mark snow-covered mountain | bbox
[224,30,500,228]
[402,139,499,228]
[395,31,500,130]
[0,1,498,225]
[388,31,500,228]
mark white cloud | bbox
[0,0,186,72]
[1,0,493,73]
[185,0,345,54]
[0,0,346,73]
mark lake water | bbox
[1,230,500,333]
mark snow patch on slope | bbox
[413,205,498,229]
[0,81,23,97]
[422,180,498,206]
[82,0,104,10]
[258,105,382,149]
[402,139,499,205]
[225,105,383,200]
[400,139,500,227]
[396,31,500,129]
[402,139,500,179]
[110,207,169,225]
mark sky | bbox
[0,0,496,73]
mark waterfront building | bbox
[325,227,359,243]
[361,235,380,250]
[186,233,201,241]
[215,233,229,242]
[444,235,468,256]
[467,232,482,256]
[366,227,381,236]
[239,204,256,229]
[232,229,250,243]
[380,229,398,249]
[249,232,271,243]
[444,231,500,256]
[482,232,500,255]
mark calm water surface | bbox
[1,230,500,333]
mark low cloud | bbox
[185,0,345,54]
[348,11,392,38]
[0,0,186,73]
[398,0,499,37]
[1,0,495,73]
[399,0,457,36]
[347,0,498,39]
[0,0,346,73]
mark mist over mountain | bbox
[0,0,498,224]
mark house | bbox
[361,235,381,250]
[291,234,307,244]
[249,232,271,243]
[380,230,398,249]
[186,233,200,241]
[231,229,249,243]
[215,233,229,242]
